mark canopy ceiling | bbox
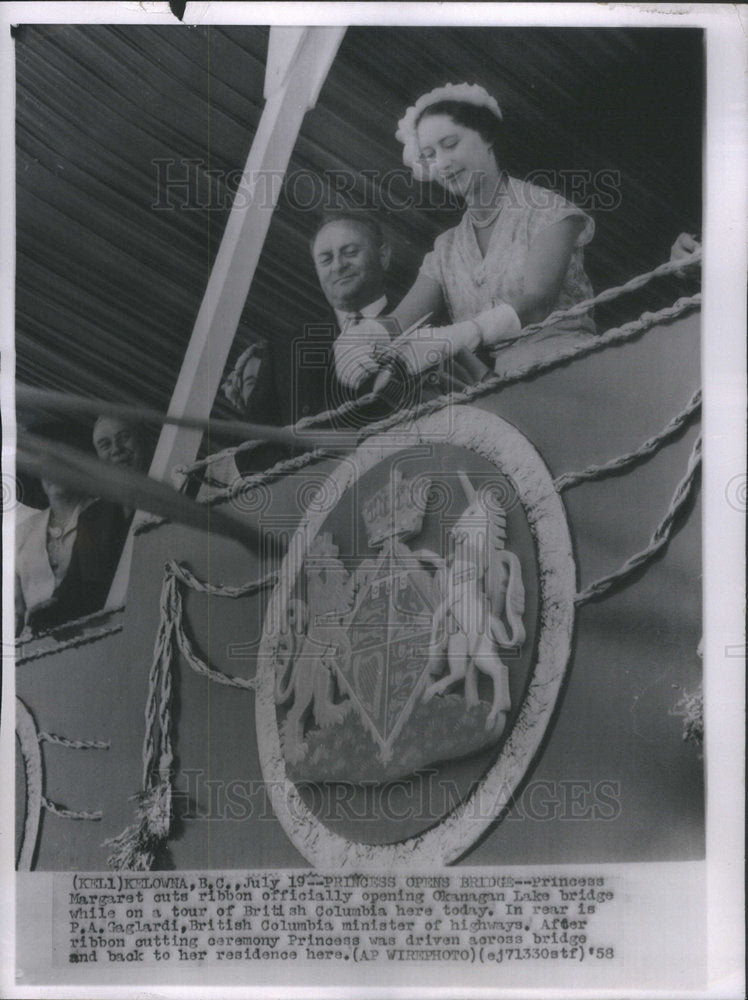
[14,24,703,423]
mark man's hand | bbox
[332,317,392,390]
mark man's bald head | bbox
[310,213,390,312]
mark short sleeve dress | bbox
[420,176,596,377]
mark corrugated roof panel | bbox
[15,24,703,419]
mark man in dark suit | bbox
[222,211,395,471]
[25,497,130,633]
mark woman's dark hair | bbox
[416,100,503,164]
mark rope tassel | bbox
[105,782,172,870]
[106,570,177,870]
[105,561,274,869]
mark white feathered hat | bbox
[395,83,503,182]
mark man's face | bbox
[93,418,146,471]
[312,220,389,312]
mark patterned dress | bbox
[420,175,596,377]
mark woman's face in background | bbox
[40,479,86,507]
[416,113,499,199]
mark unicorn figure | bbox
[423,471,526,733]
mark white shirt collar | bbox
[334,294,387,329]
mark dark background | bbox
[14,25,703,424]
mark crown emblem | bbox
[361,469,430,547]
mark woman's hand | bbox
[396,319,479,366]
[670,233,701,276]
[373,320,480,388]
[371,303,521,393]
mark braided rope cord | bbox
[42,797,102,821]
[168,561,269,690]
[38,732,110,750]
[141,567,178,788]
[156,606,175,784]
[16,620,124,666]
[140,558,277,787]
[113,557,276,862]
[134,447,329,535]
[170,559,278,598]
[554,388,701,492]
[575,435,702,606]
[177,249,701,484]
[519,249,701,338]
[104,572,181,869]
[192,293,700,501]
[105,557,276,868]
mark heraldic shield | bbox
[257,408,576,867]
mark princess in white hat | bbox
[347,83,597,388]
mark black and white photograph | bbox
[1,3,744,997]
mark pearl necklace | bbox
[47,507,79,573]
[47,508,76,539]
[468,205,502,229]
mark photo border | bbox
[1,3,744,998]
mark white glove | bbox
[384,320,480,377]
[473,302,522,348]
[375,304,521,382]
[333,317,392,390]
[669,233,701,277]
[670,232,700,263]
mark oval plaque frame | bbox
[16,697,43,872]
[256,407,576,867]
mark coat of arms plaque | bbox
[257,407,575,867]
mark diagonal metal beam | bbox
[105,27,346,609]
[149,26,346,482]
